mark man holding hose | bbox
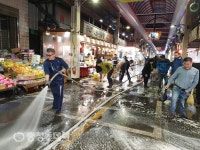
[43,48,69,116]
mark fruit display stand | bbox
[0,74,16,93]
[0,59,46,93]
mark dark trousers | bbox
[158,72,168,88]
[107,68,114,86]
[142,74,150,86]
[50,82,64,114]
[196,85,200,105]
[119,70,131,82]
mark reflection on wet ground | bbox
[0,65,200,150]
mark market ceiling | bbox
[29,0,194,51]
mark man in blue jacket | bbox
[43,48,69,116]
[170,51,183,75]
[157,55,171,90]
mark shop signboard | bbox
[189,26,198,42]
[31,54,41,64]
[119,0,144,2]
[199,25,200,39]
[83,21,113,43]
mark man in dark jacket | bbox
[157,55,171,90]
[170,51,183,75]
[119,56,133,84]
[43,48,69,116]
[95,56,103,82]
[142,58,155,88]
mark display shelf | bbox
[17,80,46,93]
[0,86,15,92]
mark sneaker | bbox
[107,85,112,88]
[52,107,57,110]
[180,115,188,119]
[129,81,133,84]
[55,112,62,116]
[167,114,175,119]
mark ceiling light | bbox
[92,0,99,3]
[99,19,103,23]
[109,25,112,28]
[122,33,125,36]
[170,25,175,28]
[45,31,50,35]
[126,26,130,30]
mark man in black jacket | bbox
[142,58,155,88]
[119,56,134,84]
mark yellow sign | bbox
[119,0,144,2]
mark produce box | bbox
[5,83,15,88]
[0,84,6,90]
[17,75,35,81]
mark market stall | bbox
[0,49,46,94]
[0,73,15,93]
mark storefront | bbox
[187,24,200,63]
[0,1,42,94]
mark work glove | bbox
[58,70,63,74]
[45,81,50,87]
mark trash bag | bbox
[187,105,196,114]
[186,89,194,105]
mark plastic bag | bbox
[186,105,196,114]
[162,89,168,101]
[186,89,194,105]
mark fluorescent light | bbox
[92,0,99,3]
[126,26,130,30]
[170,25,175,28]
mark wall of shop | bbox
[0,0,29,49]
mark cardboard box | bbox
[11,48,21,54]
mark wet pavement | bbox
[0,65,200,150]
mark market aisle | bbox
[0,65,199,150]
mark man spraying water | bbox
[43,48,69,116]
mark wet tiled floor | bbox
[0,65,200,150]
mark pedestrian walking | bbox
[170,51,183,75]
[157,55,171,91]
[142,58,156,88]
[165,57,199,119]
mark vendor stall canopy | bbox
[29,0,200,52]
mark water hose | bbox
[48,70,142,93]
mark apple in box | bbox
[5,82,14,88]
